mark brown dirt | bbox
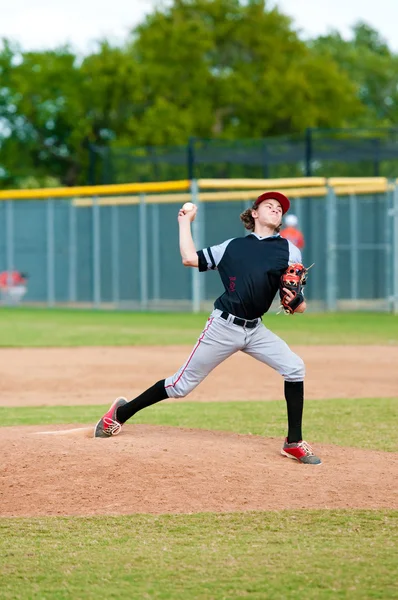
[1,424,397,517]
[1,345,397,406]
[1,345,397,517]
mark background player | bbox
[280,214,305,249]
[0,270,29,305]
[94,192,321,465]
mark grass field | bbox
[1,397,396,451]
[1,308,397,599]
[0,307,396,346]
[1,512,397,600]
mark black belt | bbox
[220,311,260,329]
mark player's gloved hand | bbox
[279,263,309,314]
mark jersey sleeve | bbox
[287,240,302,264]
[197,239,234,272]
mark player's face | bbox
[253,199,283,230]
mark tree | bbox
[2,3,389,187]
[0,41,145,186]
[0,41,87,186]
[310,22,398,126]
[127,0,363,141]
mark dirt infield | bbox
[1,345,397,517]
[1,424,397,517]
[1,345,397,406]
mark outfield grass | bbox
[2,397,396,452]
[1,511,397,599]
[0,307,397,346]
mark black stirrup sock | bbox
[284,381,304,444]
[116,379,168,423]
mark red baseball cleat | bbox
[94,397,127,438]
[281,438,322,465]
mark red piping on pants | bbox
[165,317,214,390]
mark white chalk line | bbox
[32,427,93,437]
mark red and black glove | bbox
[279,263,308,314]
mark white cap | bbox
[284,214,298,227]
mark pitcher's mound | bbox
[1,425,396,517]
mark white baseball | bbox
[182,202,195,212]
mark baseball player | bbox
[280,214,305,249]
[0,271,29,305]
[94,192,321,465]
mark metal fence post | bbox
[385,185,393,309]
[46,198,55,307]
[305,128,313,177]
[5,200,14,291]
[68,200,77,303]
[373,138,380,176]
[139,193,148,310]
[191,179,203,312]
[111,204,120,306]
[92,196,101,308]
[152,203,160,302]
[87,143,97,185]
[349,193,359,300]
[187,137,196,180]
[262,140,269,178]
[326,185,337,311]
[393,183,398,314]
[295,197,303,227]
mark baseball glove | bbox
[279,263,309,314]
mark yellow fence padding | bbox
[0,180,191,200]
[0,177,393,204]
[198,177,326,189]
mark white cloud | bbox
[275,0,398,49]
[0,0,397,53]
[0,0,154,53]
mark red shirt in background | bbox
[0,271,27,288]
[280,227,305,250]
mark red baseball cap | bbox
[253,191,290,215]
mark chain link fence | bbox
[0,178,397,313]
[89,128,398,185]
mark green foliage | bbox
[0,43,86,187]
[1,512,397,599]
[1,1,379,186]
[130,0,361,140]
[2,7,398,186]
[311,22,398,127]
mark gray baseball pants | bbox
[165,309,305,398]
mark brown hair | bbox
[239,203,282,233]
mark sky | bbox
[0,0,397,54]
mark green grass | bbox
[2,310,396,599]
[2,397,397,451]
[1,511,397,599]
[0,307,397,346]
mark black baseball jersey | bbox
[197,233,302,320]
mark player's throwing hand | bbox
[178,202,197,223]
